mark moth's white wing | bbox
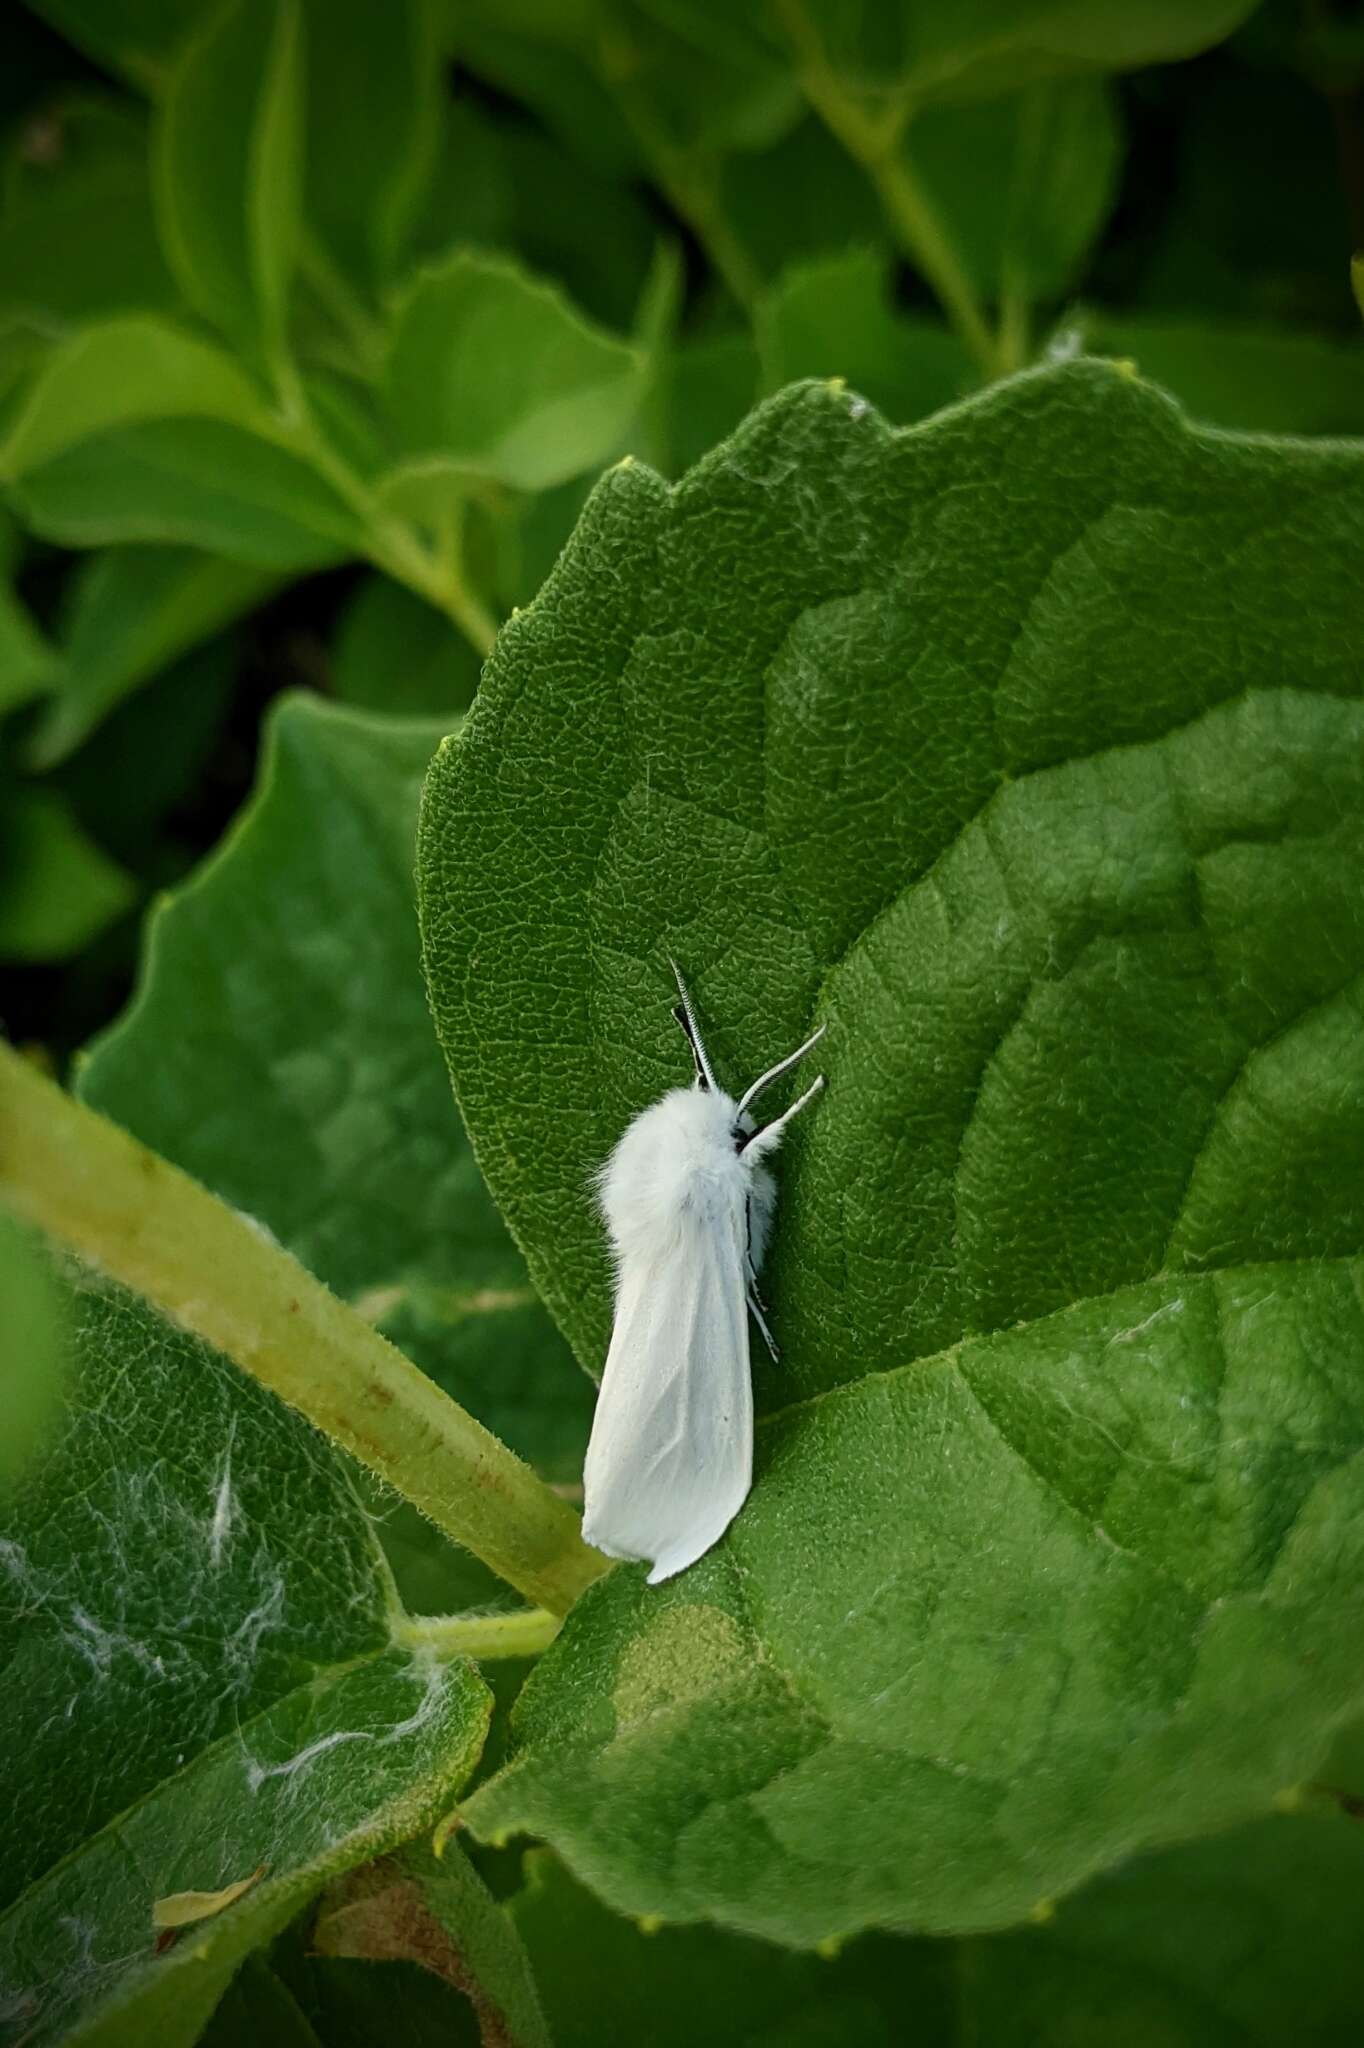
[582,1191,752,1585]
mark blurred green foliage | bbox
[1,0,1360,1036]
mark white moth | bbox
[582,963,826,1584]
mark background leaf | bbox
[0,1279,490,2046]
[153,0,304,371]
[381,251,646,495]
[0,786,134,959]
[758,247,971,420]
[420,365,1364,1939]
[78,695,593,1598]
[330,575,481,717]
[27,544,279,766]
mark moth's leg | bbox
[745,1198,779,1359]
[747,1281,779,1362]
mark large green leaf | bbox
[0,1279,490,2047]
[152,0,304,368]
[0,1212,67,1493]
[78,694,591,1496]
[418,366,1364,1939]
[380,252,646,497]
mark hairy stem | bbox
[393,1609,562,1661]
[0,1046,606,1616]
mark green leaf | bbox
[963,1812,1364,2043]
[905,76,1122,306]
[0,1279,490,2047]
[758,248,972,421]
[1072,316,1364,437]
[0,787,135,960]
[511,1849,950,2045]
[0,556,58,719]
[514,1812,1364,2045]
[415,98,656,333]
[719,114,886,282]
[299,0,442,293]
[419,367,1364,1939]
[0,315,271,474]
[307,1842,550,2047]
[153,0,305,370]
[779,0,1262,110]
[0,96,178,336]
[0,1212,68,1493]
[28,545,280,767]
[380,252,646,494]
[20,0,211,86]
[0,317,363,566]
[331,575,481,717]
[78,694,592,1494]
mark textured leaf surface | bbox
[420,366,1364,1937]
[0,1214,67,1494]
[79,695,591,1493]
[0,1280,490,2047]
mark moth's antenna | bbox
[735,1022,826,1122]
[667,956,717,1092]
[741,1073,825,1163]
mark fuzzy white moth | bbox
[581,963,826,1583]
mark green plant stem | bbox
[393,1609,562,1661]
[596,34,764,311]
[774,0,1000,377]
[0,1044,607,1616]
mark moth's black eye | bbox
[731,1126,747,1154]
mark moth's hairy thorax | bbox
[598,1086,772,1266]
